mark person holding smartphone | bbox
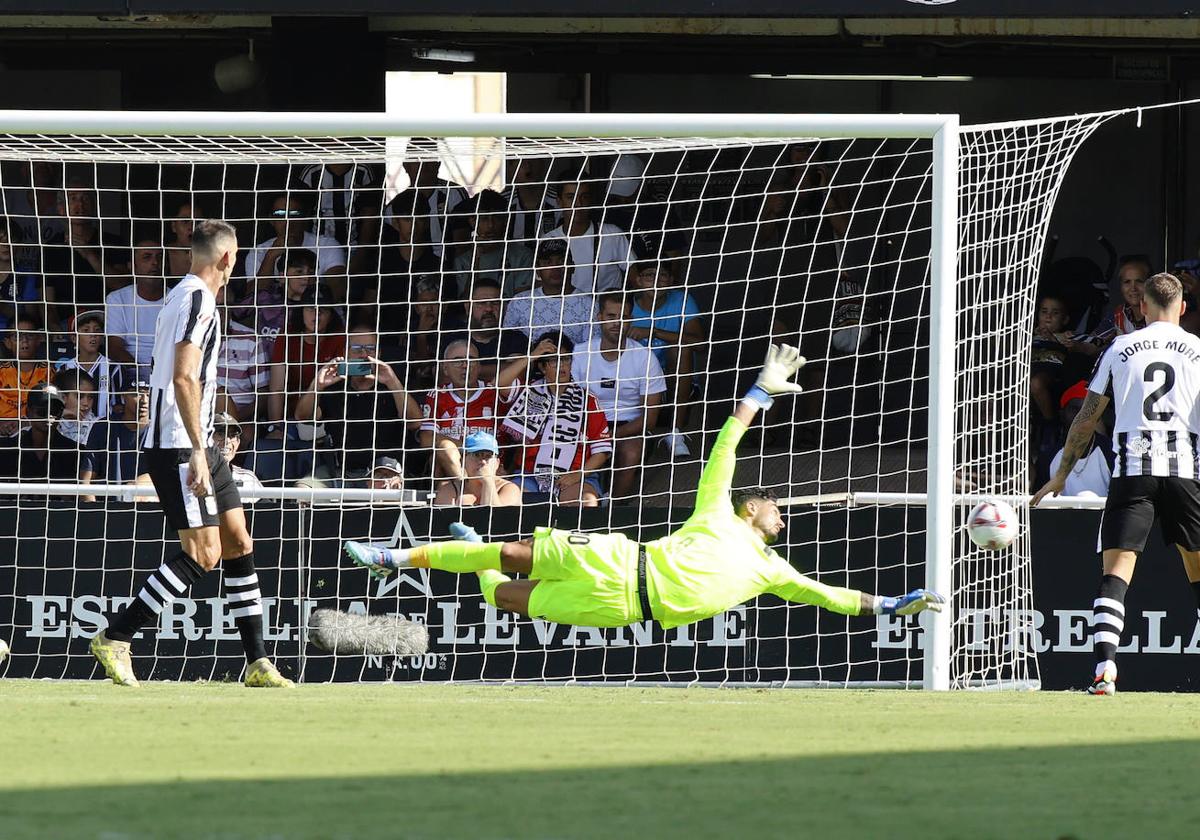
[293,322,423,478]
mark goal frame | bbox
[0,108,960,691]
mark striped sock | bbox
[1093,574,1129,680]
[223,554,268,664]
[107,552,206,643]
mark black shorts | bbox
[1101,475,1200,553]
[144,445,242,531]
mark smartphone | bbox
[337,360,372,377]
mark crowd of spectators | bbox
[0,153,743,507]
[1032,253,1200,494]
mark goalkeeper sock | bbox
[477,569,511,608]
[1092,574,1128,680]
[222,554,268,664]
[107,551,207,643]
[384,542,503,573]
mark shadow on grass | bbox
[7,738,1196,840]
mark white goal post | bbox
[0,107,1115,689]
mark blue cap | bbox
[463,431,499,454]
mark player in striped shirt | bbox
[1034,272,1200,694]
[90,220,291,689]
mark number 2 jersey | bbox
[1089,320,1200,478]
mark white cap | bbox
[608,155,646,198]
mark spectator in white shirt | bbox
[503,238,595,347]
[541,163,631,294]
[572,292,666,501]
[244,192,347,297]
[105,238,165,368]
[1048,380,1113,498]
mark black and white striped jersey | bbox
[298,163,381,247]
[1089,320,1200,478]
[144,274,221,451]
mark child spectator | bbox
[1030,293,1074,427]
[14,374,101,496]
[0,308,49,421]
[500,333,612,506]
[58,308,121,420]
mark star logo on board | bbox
[369,507,431,598]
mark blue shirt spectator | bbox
[629,287,702,368]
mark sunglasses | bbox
[214,428,242,439]
[271,208,302,218]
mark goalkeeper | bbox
[344,345,945,628]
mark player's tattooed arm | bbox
[1053,390,1110,479]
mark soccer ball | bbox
[966,500,1019,550]
[0,638,8,667]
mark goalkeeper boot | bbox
[245,657,294,688]
[1087,664,1117,697]
[449,522,482,543]
[89,631,140,688]
[344,540,403,579]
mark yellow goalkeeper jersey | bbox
[643,417,862,629]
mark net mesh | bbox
[0,112,1111,687]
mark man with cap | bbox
[433,430,521,507]
[369,455,405,491]
[1048,380,1114,498]
[503,238,595,348]
[214,411,265,504]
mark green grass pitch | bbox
[3,681,1199,839]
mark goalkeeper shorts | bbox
[528,526,642,628]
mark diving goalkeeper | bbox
[344,345,945,628]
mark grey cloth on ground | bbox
[306,608,429,655]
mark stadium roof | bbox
[2,1,1198,17]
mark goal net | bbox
[0,110,1113,688]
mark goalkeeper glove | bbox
[873,589,946,616]
[743,343,807,410]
